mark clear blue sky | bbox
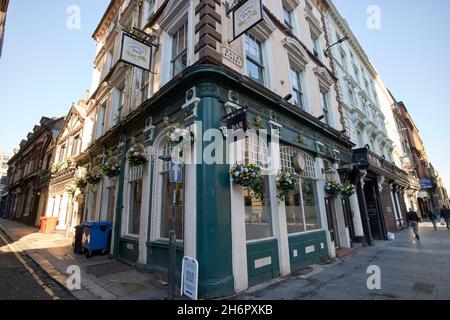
[0,0,109,149]
[333,0,450,190]
[1,1,449,191]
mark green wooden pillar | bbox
[196,93,234,299]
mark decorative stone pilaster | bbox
[194,0,222,64]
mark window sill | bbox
[246,236,276,245]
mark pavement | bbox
[232,221,450,300]
[2,217,450,300]
[0,218,168,300]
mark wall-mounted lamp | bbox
[324,36,349,57]
[284,93,293,101]
[317,115,325,121]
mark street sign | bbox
[420,179,432,189]
[232,0,263,41]
[120,33,152,71]
[169,161,183,183]
[180,256,199,300]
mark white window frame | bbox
[244,33,268,87]
[124,164,144,238]
[280,146,321,234]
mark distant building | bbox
[4,117,64,226]
[0,0,10,58]
[0,151,13,191]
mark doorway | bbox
[364,181,386,240]
[325,197,340,248]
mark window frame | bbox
[320,89,331,125]
[171,21,188,78]
[290,67,305,110]
[244,33,266,85]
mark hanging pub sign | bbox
[226,108,248,141]
[119,32,152,71]
[232,0,263,41]
[400,156,413,170]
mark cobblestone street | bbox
[233,222,450,300]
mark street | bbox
[233,222,450,300]
[0,229,74,300]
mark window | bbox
[97,104,106,137]
[310,31,320,58]
[357,131,364,148]
[348,89,356,106]
[353,65,360,84]
[117,88,125,118]
[58,144,66,163]
[320,90,330,125]
[71,134,80,156]
[140,70,150,104]
[280,146,320,233]
[243,134,272,241]
[340,49,348,70]
[245,33,265,85]
[283,5,294,32]
[158,141,184,241]
[128,166,143,235]
[290,67,305,110]
[171,22,188,77]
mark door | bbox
[364,181,385,240]
[325,197,340,248]
[342,197,355,245]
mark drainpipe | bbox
[355,169,373,246]
[113,136,128,259]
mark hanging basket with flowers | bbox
[102,156,121,178]
[74,176,87,193]
[230,162,263,199]
[341,180,356,198]
[324,180,343,197]
[86,166,103,186]
[276,170,300,201]
[127,143,148,167]
[168,126,195,149]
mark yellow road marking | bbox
[0,232,60,300]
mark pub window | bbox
[128,166,143,235]
[243,134,272,241]
[280,146,320,233]
[158,140,184,241]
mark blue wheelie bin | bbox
[82,221,112,258]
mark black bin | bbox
[73,225,83,254]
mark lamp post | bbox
[324,36,349,58]
[159,154,178,299]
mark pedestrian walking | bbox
[429,209,438,231]
[407,208,421,240]
[440,206,450,229]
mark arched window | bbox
[280,146,321,233]
[155,139,184,241]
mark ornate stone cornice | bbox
[314,66,334,88]
[282,37,310,69]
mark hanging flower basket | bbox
[74,176,87,193]
[230,162,263,199]
[65,181,78,197]
[168,126,195,149]
[276,170,300,201]
[102,157,121,178]
[86,169,103,186]
[324,180,343,197]
[341,180,356,198]
[127,144,148,167]
[51,163,61,175]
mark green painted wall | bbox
[118,237,139,264]
[196,92,234,299]
[246,239,280,287]
[144,242,184,284]
[288,230,328,272]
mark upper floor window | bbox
[71,134,80,156]
[96,103,107,138]
[353,65,360,84]
[348,89,356,106]
[283,5,294,33]
[290,67,305,110]
[310,31,321,60]
[320,90,330,125]
[118,87,126,118]
[245,33,265,85]
[140,70,150,104]
[171,21,188,77]
[58,144,66,163]
[340,49,348,70]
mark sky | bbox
[1,1,449,190]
